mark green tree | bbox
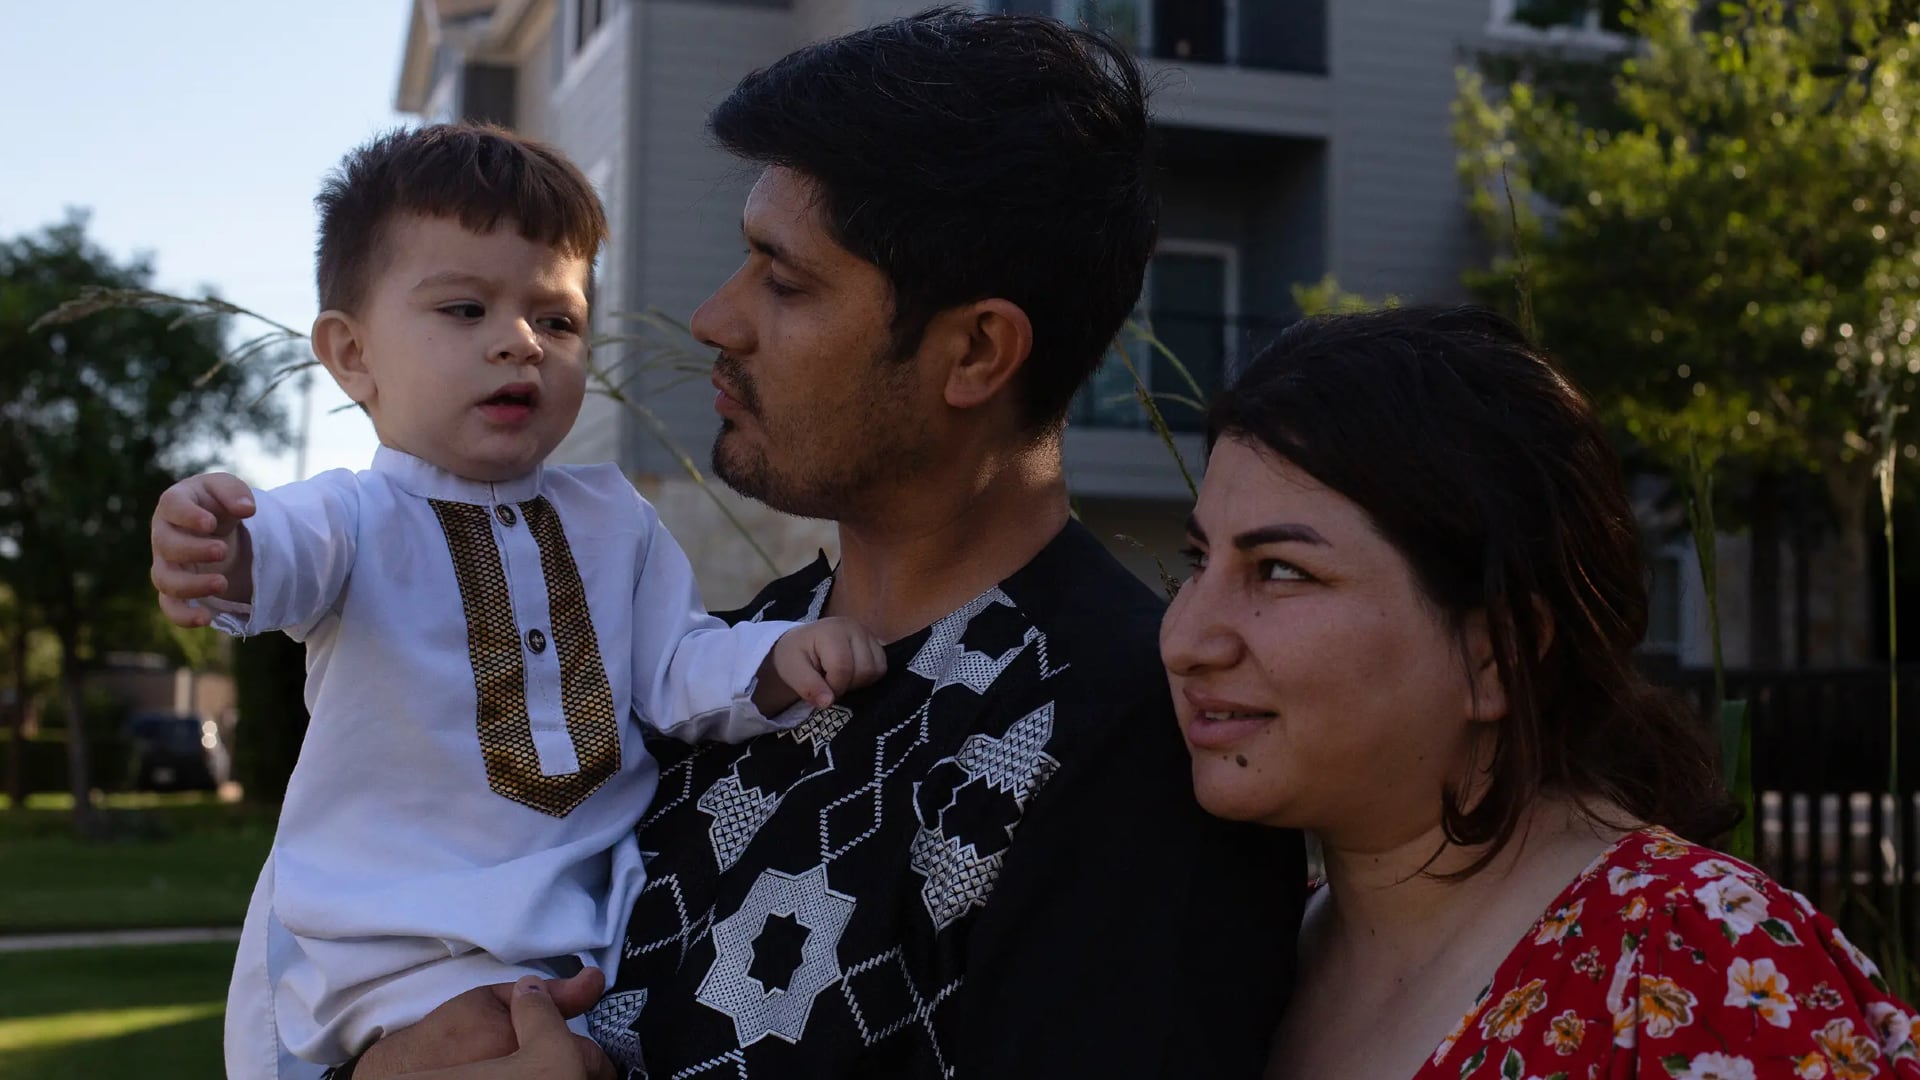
[0,214,288,830]
[1456,0,1920,664]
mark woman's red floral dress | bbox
[1415,827,1920,1080]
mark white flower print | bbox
[1695,876,1769,937]
[1868,1000,1915,1056]
[1672,1052,1759,1080]
[1610,865,1656,895]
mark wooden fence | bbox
[1661,667,1916,960]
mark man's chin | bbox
[711,434,770,502]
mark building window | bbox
[1488,0,1629,43]
[994,0,1325,74]
[575,0,608,54]
[1075,241,1242,433]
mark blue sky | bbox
[2,0,414,488]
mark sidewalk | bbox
[0,926,241,953]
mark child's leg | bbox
[226,853,328,1080]
[280,941,602,1066]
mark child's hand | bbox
[759,617,887,712]
[151,472,256,627]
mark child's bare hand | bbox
[764,617,887,710]
[150,472,255,627]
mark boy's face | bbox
[321,214,592,482]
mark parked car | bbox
[125,712,231,791]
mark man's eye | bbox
[440,302,484,319]
[763,275,801,299]
[1179,545,1206,572]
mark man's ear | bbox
[311,310,376,409]
[938,298,1033,412]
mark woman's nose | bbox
[1160,575,1242,676]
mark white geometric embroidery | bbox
[699,706,849,870]
[816,702,930,862]
[587,988,649,1073]
[909,703,1060,929]
[695,864,857,1047]
[751,573,830,626]
[698,776,779,872]
[908,588,1024,694]
[667,1049,747,1079]
[839,947,962,1078]
[802,576,832,620]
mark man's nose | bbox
[690,267,752,354]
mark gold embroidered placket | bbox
[431,497,620,817]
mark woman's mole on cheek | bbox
[1234,754,1249,767]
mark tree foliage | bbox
[1456,0,1920,660]
[0,214,289,826]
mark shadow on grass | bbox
[0,941,231,1078]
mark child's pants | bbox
[223,854,595,1080]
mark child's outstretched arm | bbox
[752,617,888,714]
[150,469,360,637]
[151,472,256,627]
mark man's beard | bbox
[710,350,931,522]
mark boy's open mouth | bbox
[478,384,539,422]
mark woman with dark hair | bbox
[1163,305,1919,1079]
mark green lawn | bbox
[0,793,273,934]
[0,941,230,1079]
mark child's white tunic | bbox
[214,447,795,1078]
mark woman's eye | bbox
[440,302,484,319]
[1260,560,1306,583]
[1179,545,1207,572]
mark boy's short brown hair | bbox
[315,123,609,313]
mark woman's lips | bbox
[1181,690,1278,750]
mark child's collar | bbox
[371,445,544,505]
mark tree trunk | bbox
[1749,474,1784,669]
[52,620,96,834]
[6,613,24,809]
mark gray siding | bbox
[529,0,1490,503]
[619,0,795,476]
[545,2,634,467]
[1324,0,1484,302]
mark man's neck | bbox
[825,440,1071,643]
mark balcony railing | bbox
[1071,313,1295,433]
[1000,1,1328,76]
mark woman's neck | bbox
[1314,799,1628,963]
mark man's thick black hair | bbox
[711,6,1159,431]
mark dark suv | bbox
[126,712,232,791]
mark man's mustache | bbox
[714,353,761,415]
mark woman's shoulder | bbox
[1594,827,1920,1076]
[1428,827,1920,1080]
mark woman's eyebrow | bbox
[1233,523,1329,549]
